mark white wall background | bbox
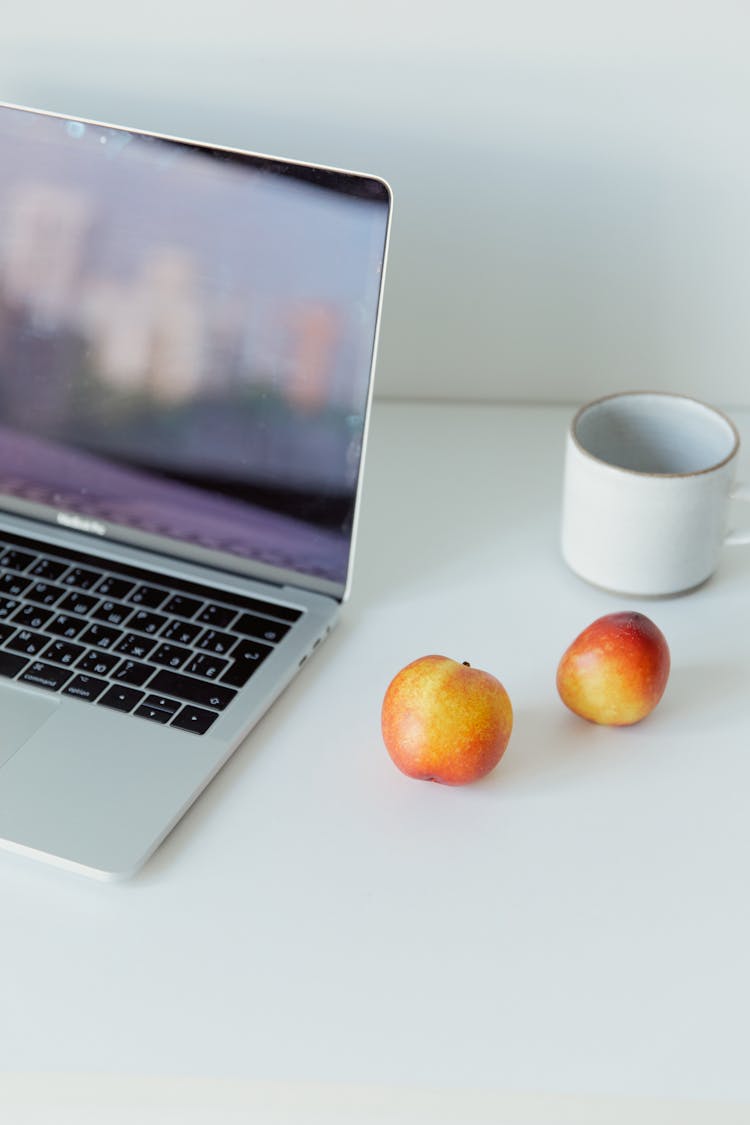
[2,1,750,405]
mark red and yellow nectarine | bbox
[556,611,670,725]
[381,655,513,785]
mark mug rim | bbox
[570,390,740,479]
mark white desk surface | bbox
[1,401,749,1125]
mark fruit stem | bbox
[462,661,471,667]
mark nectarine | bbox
[557,611,670,725]
[381,655,513,785]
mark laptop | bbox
[0,102,391,879]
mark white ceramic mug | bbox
[561,391,750,595]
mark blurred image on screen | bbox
[0,107,390,585]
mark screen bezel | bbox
[0,101,392,602]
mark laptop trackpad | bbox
[0,687,58,768]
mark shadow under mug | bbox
[561,391,750,596]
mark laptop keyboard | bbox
[0,530,303,735]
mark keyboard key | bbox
[195,603,236,629]
[234,613,290,644]
[162,595,203,619]
[97,685,145,714]
[151,643,190,670]
[58,590,99,616]
[160,619,202,645]
[42,639,86,667]
[8,629,48,657]
[196,629,236,656]
[185,652,229,680]
[0,597,19,619]
[92,599,132,627]
[0,622,15,646]
[29,557,68,581]
[77,649,119,676]
[26,581,65,607]
[19,660,72,692]
[148,670,236,711]
[171,705,219,735]
[113,659,155,686]
[229,596,303,624]
[0,548,36,571]
[221,639,273,688]
[129,584,169,608]
[115,633,157,659]
[0,650,27,678]
[143,693,180,714]
[11,604,53,631]
[0,572,32,598]
[47,614,86,639]
[63,674,108,702]
[79,623,122,650]
[129,610,167,635]
[62,566,101,590]
[135,703,172,724]
[94,575,135,600]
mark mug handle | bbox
[726,483,750,546]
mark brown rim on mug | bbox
[570,390,740,480]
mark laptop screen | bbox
[0,105,390,595]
